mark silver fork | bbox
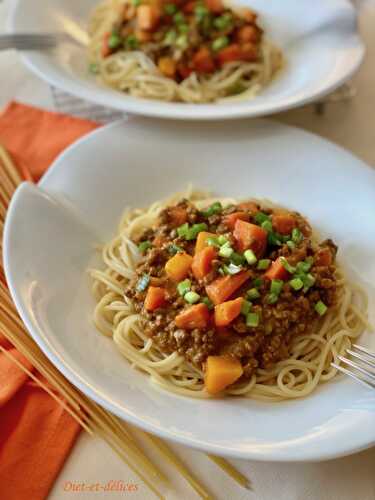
[0,33,74,51]
[332,344,375,390]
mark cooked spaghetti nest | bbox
[90,188,370,400]
[88,0,283,103]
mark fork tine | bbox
[331,363,375,391]
[346,349,375,371]
[352,344,375,360]
[337,355,375,383]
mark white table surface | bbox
[1,2,375,500]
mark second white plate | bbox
[9,0,365,120]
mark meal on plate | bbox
[90,190,368,399]
[88,0,282,103]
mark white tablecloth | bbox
[1,1,375,499]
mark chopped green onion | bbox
[267,293,279,304]
[261,220,273,232]
[177,279,191,297]
[244,249,257,265]
[281,234,291,243]
[257,259,271,270]
[247,288,260,300]
[315,300,328,316]
[202,201,222,218]
[178,24,189,33]
[195,4,209,20]
[296,259,312,274]
[136,274,150,292]
[164,29,177,45]
[132,0,141,5]
[108,33,122,49]
[164,3,177,15]
[230,252,246,266]
[212,36,229,52]
[289,278,304,291]
[224,263,242,275]
[271,279,284,295]
[254,212,270,225]
[177,222,189,237]
[246,312,259,327]
[213,13,232,29]
[217,234,228,246]
[125,35,139,49]
[292,228,303,244]
[302,273,316,291]
[268,232,282,246]
[202,297,214,310]
[138,240,152,253]
[219,245,234,258]
[253,278,263,288]
[168,243,183,255]
[174,12,185,24]
[88,63,99,74]
[176,34,188,49]
[186,223,208,240]
[184,291,200,304]
[241,300,252,315]
[280,256,296,274]
[207,237,220,247]
[286,240,296,250]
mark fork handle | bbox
[0,34,58,51]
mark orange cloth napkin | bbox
[0,101,100,500]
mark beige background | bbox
[0,1,375,499]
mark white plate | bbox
[4,118,375,461]
[8,0,365,120]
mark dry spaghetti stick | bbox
[206,454,251,489]
[142,432,213,500]
[0,144,23,186]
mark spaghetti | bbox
[90,188,369,400]
[88,0,283,103]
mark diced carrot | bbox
[165,252,193,281]
[192,246,216,280]
[315,248,332,267]
[217,44,242,65]
[237,201,259,213]
[233,219,267,256]
[183,1,196,13]
[264,257,289,281]
[158,57,176,78]
[214,297,243,327]
[206,270,250,305]
[195,231,216,253]
[175,303,210,330]
[193,47,216,73]
[101,33,112,58]
[223,211,249,230]
[241,42,258,62]
[167,206,188,227]
[204,356,243,394]
[144,286,167,311]
[204,0,224,13]
[137,4,160,31]
[242,8,257,23]
[236,25,260,43]
[272,214,296,235]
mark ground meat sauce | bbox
[126,199,338,391]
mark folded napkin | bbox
[0,101,100,500]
